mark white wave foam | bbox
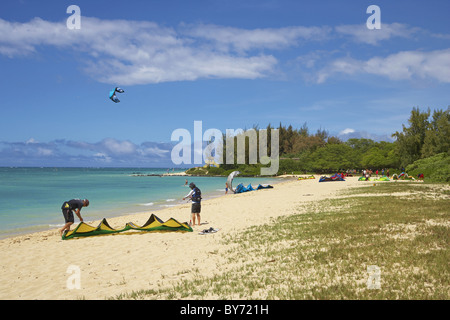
[48,223,65,228]
[140,202,154,206]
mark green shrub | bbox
[406,153,450,182]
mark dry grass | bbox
[112,182,449,300]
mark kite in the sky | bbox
[109,87,125,103]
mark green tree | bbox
[360,143,397,169]
[346,138,375,153]
[422,107,450,158]
[392,107,430,167]
[309,143,354,172]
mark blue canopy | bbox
[109,87,125,103]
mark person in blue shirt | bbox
[183,182,202,226]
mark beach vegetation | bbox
[186,106,449,182]
[405,153,450,183]
[110,182,449,300]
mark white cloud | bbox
[339,128,355,135]
[37,147,53,156]
[93,152,112,163]
[337,130,395,142]
[183,24,331,52]
[2,17,448,86]
[335,23,419,45]
[0,138,176,166]
[100,138,136,155]
[26,138,39,144]
[316,48,450,83]
[139,142,171,158]
[0,17,283,85]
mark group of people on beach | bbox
[59,180,208,236]
[362,168,390,180]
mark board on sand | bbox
[199,227,219,235]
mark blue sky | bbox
[0,0,449,167]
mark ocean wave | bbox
[48,223,65,228]
[140,202,154,206]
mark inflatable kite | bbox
[226,171,273,194]
[358,176,390,181]
[298,175,315,180]
[392,173,415,180]
[62,214,192,240]
[319,173,345,182]
[227,171,241,193]
[234,183,273,194]
[109,87,125,103]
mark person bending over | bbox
[59,199,89,236]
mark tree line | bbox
[277,106,449,175]
[190,106,449,180]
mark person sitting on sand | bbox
[59,199,89,236]
[183,182,201,226]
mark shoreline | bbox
[0,175,349,299]
[0,174,288,241]
[0,175,416,300]
[0,173,422,241]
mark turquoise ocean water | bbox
[0,167,277,239]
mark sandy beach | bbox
[0,176,381,300]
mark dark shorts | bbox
[62,202,74,223]
[62,209,74,223]
[191,202,201,214]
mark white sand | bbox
[0,176,372,299]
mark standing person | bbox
[183,182,202,226]
[59,199,89,236]
[225,182,229,194]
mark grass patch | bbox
[341,182,450,200]
[111,183,449,300]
